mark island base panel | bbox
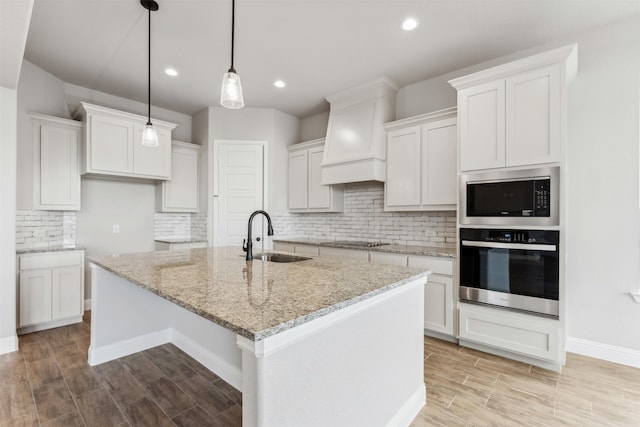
[88,265,242,389]
[237,279,426,427]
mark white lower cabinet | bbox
[407,255,455,338]
[458,302,561,364]
[369,252,407,266]
[272,242,456,339]
[17,250,84,333]
[155,241,207,251]
[293,244,320,256]
[318,246,369,261]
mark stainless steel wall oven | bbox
[459,228,560,318]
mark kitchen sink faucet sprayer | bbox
[243,210,274,261]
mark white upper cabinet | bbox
[288,139,344,213]
[156,141,200,212]
[451,44,577,172]
[457,81,505,171]
[505,65,561,167]
[30,114,82,211]
[288,149,308,210]
[384,108,457,211]
[74,102,176,180]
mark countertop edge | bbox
[87,257,430,341]
[273,238,456,258]
[17,246,85,255]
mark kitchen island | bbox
[88,247,429,427]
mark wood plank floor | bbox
[2,312,639,426]
[412,336,640,426]
[0,312,241,426]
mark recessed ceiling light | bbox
[401,17,419,31]
[274,80,286,88]
[164,68,179,77]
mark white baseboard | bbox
[171,329,243,391]
[386,384,426,427]
[566,336,640,368]
[84,299,91,310]
[0,334,19,355]
[88,329,171,366]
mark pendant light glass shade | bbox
[141,0,159,147]
[220,0,244,109]
[220,70,244,109]
[141,122,159,146]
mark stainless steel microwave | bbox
[460,166,559,226]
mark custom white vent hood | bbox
[321,78,398,185]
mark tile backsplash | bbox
[154,212,208,240]
[16,210,77,251]
[272,182,456,248]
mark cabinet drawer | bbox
[295,244,319,256]
[407,255,453,276]
[319,246,369,261]
[19,251,83,270]
[459,303,560,362]
[273,242,295,253]
[369,252,408,267]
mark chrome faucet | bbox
[243,210,274,261]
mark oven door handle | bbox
[461,240,557,252]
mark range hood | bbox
[321,78,398,185]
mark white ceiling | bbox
[23,0,640,118]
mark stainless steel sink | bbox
[253,253,312,263]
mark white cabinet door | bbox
[506,65,561,167]
[89,114,134,174]
[133,125,171,179]
[294,244,320,256]
[51,266,83,320]
[369,252,408,266]
[424,275,453,335]
[385,126,421,208]
[288,150,308,209]
[319,246,369,261]
[458,80,506,171]
[308,146,330,209]
[159,142,199,212]
[459,303,561,362]
[273,242,295,253]
[421,119,457,206]
[35,119,81,210]
[19,270,52,327]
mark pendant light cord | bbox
[147,6,152,125]
[229,0,235,73]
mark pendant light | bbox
[220,0,244,109]
[141,0,159,146]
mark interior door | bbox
[214,141,265,249]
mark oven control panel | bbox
[460,228,559,245]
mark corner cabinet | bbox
[30,114,82,211]
[156,141,200,212]
[450,44,577,171]
[17,250,85,334]
[288,139,344,212]
[384,108,457,211]
[73,102,177,180]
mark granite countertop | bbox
[17,246,84,255]
[155,238,208,244]
[88,246,429,341]
[273,238,456,258]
